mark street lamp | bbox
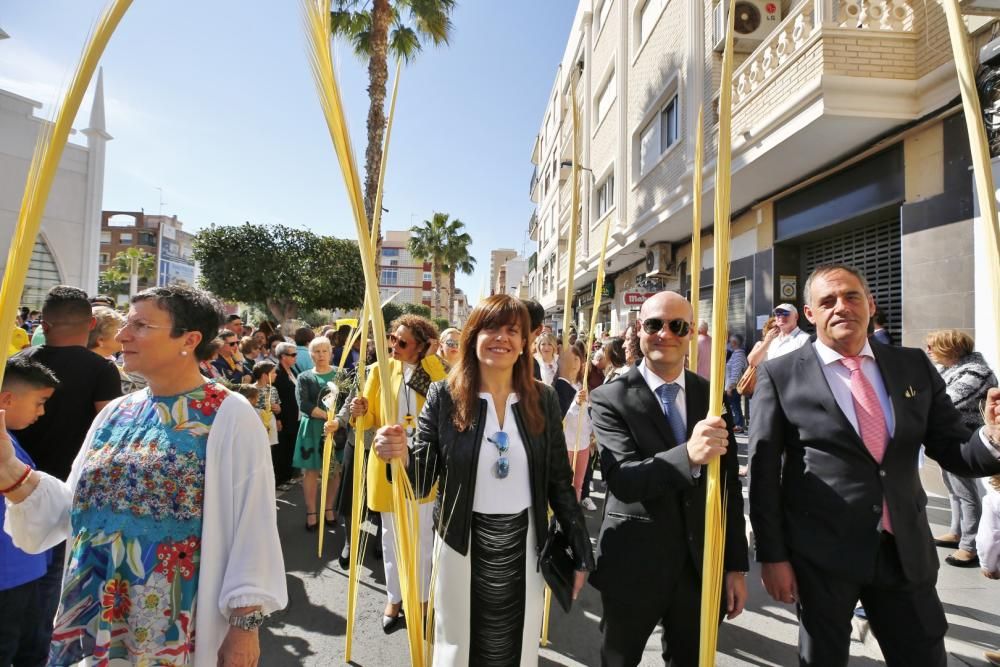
[560,160,593,173]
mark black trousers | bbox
[792,533,947,667]
[599,557,702,667]
[0,578,48,667]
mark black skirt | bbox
[469,510,531,666]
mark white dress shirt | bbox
[638,360,700,478]
[767,327,811,360]
[639,359,687,425]
[472,392,533,514]
[812,339,895,437]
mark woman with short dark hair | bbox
[374,295,593,664]
[3,286,286,665]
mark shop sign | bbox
[623,291,656,306]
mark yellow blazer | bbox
[355,355,447,513]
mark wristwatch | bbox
[228,610,265,631]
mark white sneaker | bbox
[581,497,597,511]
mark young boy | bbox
[0,353,59,666]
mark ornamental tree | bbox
[193,223,364,323]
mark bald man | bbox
[589,291,748,667]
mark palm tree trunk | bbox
[433,265,443,319]
[364,0,391,230]
[448,271,456,323]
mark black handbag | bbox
[538,517,576,613]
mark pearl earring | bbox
[181,350,188,357]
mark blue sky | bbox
[1,1,576,300]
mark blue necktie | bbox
[655,383,687,446]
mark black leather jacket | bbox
[408,380,595,571]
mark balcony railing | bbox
[529,166,539,196]
[732,0,916,109]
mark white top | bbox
[767,327,811,360]
[638,360,700,478]
[4,393,288,667]
[978,484,1000,575]
[561,380,593,452]
[813,339,896,436]
[472,392,532,514]
[536,356,558,385]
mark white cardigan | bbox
[5,391,288,667]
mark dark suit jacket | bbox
[589,366,749,600]
[749,339,1000,584]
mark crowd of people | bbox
[2,261,1000,667]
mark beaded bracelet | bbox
[0,464,33,495]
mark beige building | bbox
[380,229,433,311]
[528,0,999,359]
[489,248,517,295]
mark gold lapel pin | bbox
[904,386,917,398]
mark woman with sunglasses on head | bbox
[373,295,594,666]
[2,286,286,666]
[350,314,446,632]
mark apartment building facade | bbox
[528,0,999,363]
[99,212,198,293]
[379,230,434,310]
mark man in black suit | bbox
[749,263,1000,667]
[590,290,748,667]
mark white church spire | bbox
[81,68,112,295]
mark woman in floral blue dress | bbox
[2,286,286,666]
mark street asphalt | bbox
[261,438,1000,666]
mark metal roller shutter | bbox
[697,278,748,341]
[801,218,901,342]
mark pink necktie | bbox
[840,356,892,533]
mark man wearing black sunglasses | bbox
[589,290,748,666]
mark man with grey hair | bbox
[749,263,1000,666]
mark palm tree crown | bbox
[408,212,476,320]
[330,0,456,227]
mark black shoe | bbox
[382,610,404,633]
[933,535,960,548]
[339,542,351,569]
[305,512,319,532]
[945,551,980,568]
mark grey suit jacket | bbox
[748,339,1000,583]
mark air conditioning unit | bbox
[645,243,677,280]
[960,0,1000,16]
[713,0,782,53]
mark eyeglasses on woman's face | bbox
[444,340,460,350]
[116,318,179,337]
[387,333,409,350]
